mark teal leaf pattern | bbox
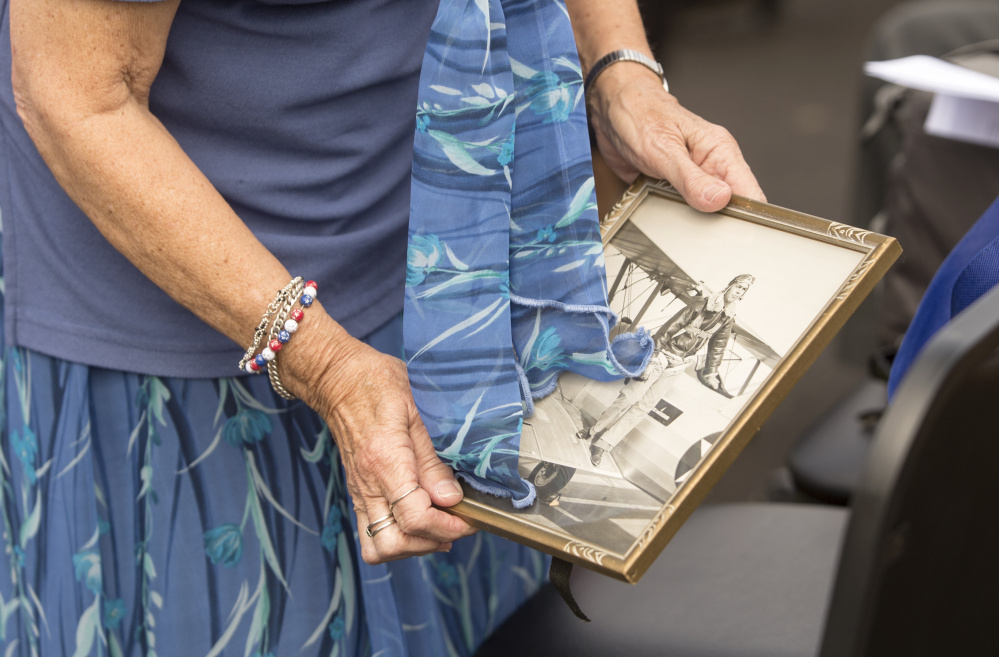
[427,130,497,176]
[71,597,101,657]
[72,551,102,595]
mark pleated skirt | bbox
[0,300,545,657]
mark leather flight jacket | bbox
[652,298,734,377]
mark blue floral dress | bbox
[0,278,545,657]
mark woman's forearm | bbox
[11,0,476,564]
[10,0,350,401]
[564,0,765,210]
[564,0,656,76]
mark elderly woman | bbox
[1,0,762,655]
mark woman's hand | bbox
[288,314,477,565]
[13,0,472,566]
[587,63,766,213]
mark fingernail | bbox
[437,543,453,553]
[436,479,463,499]
[704,184,728,204]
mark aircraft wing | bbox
[610,220,782,368]
[609,220,700,295]
[731,324,781,368]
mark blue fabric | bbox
[0,1,548,655]
[0,0,438,377]
[404,0,653,506]
[888,194,999,398]
[0,308,547,657]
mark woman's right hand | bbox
[287,310,477,564]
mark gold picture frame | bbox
[447,176,901,583]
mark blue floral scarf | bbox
[405,0,652,507]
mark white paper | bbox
[865,55,999,103]
[925,94,999,149]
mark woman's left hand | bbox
[587,63,766,213]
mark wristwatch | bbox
[584,49,669,94]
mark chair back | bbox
[821,284,999,657]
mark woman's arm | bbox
[11,0,473,563]
[565,0,765,212]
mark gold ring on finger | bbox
[367,516,397,538]
[365,513,394,537]
[389,485,422,511]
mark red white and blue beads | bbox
[244,351,270,373]
[238,276,304,373]
[241,279,317,377]
[301,280,317,308]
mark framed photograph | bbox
[448,177,901,583]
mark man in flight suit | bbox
[580,274,755,466]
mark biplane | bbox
[519,221,782,518]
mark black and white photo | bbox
[455,179,900,581]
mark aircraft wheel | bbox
[530,461,575,503]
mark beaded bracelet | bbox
[241,278,304,374]
[266,280,317,400]
[238,277,303,372]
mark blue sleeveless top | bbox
[0,0,438,377]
